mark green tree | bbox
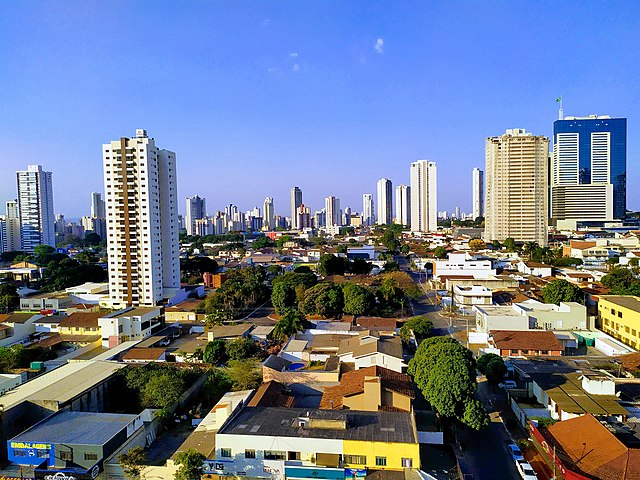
[607,255,620,266]
[181,256,219,277]
[199,369,233,408]
[383,261,400,272]
[381,228,400,252]
[141,372,185,412]
[522,242,541,261]
[118,446,147,480]
[504,237,517,252]
[462,399,490,430]
[630,257,639,268]
[468,239,486,251]
[342,283,375,316]
[408,337,488,430]
[553,256,583,267]
[476,353,502,374]
[272,308,306,340]
[401,244,410,255]
[276,235,292,248]
[226,337,257,360]
[601,267,640,295]
[84,232,102,246]
[485,357,508,385]
[74,250,98,264]
[294,265,312,274]
[491,240,502,251]
[271,272,317,315]
[33,244,56,263]
[433,246,447,259]
[336,244,348,254]
[318,254,349,276]
[203,339,228,365]
[253,236,274,249]
[541,279,583,304]
[174,449,206,480]
[225,359,262,391]
[0,282,19,314]
[348,259,373,274]
[400,316,433,341]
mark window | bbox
[264,451,286,460]
[618,312,623,318]
[220,448,232,458]
[60,451,73,461]
[244,450,256,459]
[402,458,413,468]
[375,456,387,466]
[626,326,631,334]
[288,451,301,461]
[344,455,366,465]
[84,453,98,461]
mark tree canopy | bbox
[174,449,206,480]
[400,316,433,341]
[118,446,147,480]
[271,271,317,315]
[318,254,349,276]
[601,267,640,295]
[468,239,486,251]
[408,337,488,430]
[541,279,583,304]
[272,308,306,340]
[300,283,344,318]
[433,246,448,259]
[342,283,376,316]
[0,282,19,314]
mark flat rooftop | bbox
[218,406,416,444]
[0,360,125,411]
[475,305,521,316]
[11,410,137,445]
[600,296,640,312]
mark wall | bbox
[262,367,339,384]
[342,440,420,470]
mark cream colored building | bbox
[102,129,179,308]
[484,129,549,245]
[410,160,437,232]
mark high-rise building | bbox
[16,165,55,252]
[410,160,437,232]
[296,204,311,229]
[263,197,275,230]
[472,168,484,220]
[290,187,303,229]
[551,115,626,223]
[362,194,374,226]
[325,196,341,227]
[376,178,393,225]
[185,195,206,236]
[343,206,352,226]
[91,192,105,219]
[395,185,411,227]
[103,129,179,308]
[485,129,549,245]
[2,200,21,252]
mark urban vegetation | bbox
[541,279,583,304]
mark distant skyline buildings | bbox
[16,164,55,252]
[485,129,549,245]
[376,178,393,225]
[362,194,374,226]
[186,195,206,236]
[263,197,275,230]
[91,192,105,219]
[325,195,341,227]
[395,185,411,227]
[472,168,484,220]
[290,186,303,230]
[2,200,20,252]
[410,160,437,232]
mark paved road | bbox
[239,300,277,326]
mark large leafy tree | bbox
[271,272,317,315]
[400,316,433,341]
[203,339,228,365]
[226,337,257,360]
[301,283,344,318]
[118,446,147,480]
[601,267,640,295]
[174,449,206,480]
[0,282,19,314]
[468,239,486,251]
[272,308,306,341]
[318,254,349,276]
[485,357,508,385]
[433,246,448,259]
[503,237,517,253]
[225,359,262,391]
[342,283,375,316]
[541,279,583,304]
[408,337,488,430]
[476,353,502,374]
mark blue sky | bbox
[1,1,639,218]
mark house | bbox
[214,406,421,478]
[452,285,492,314]
[337,332,406,373]
[353,317,397,336]
[530,414,640,480]
[165,298,206,323]
[98,307,162,348]
[247,381,295,408]
[207,323,254,342]
[517,261,553,278]
[121,347,167,363]
[0,262,43,282]
[0,312,43,348]
[490,330,564,357]
[431,252,496,281]
[319,366,414,412]
[262,355,341,385]
[251,326,275,341]
[57,312,102,345]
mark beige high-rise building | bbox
[410,160,437,232]
[103,129,179,308]
[484,129,549,246]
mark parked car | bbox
[516,459,538,480]
[499,380,517,389]
[508,443,524,462]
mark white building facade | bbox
[410,160,437,232]
[362,193,374,226]
[376,178,393,225]
[185,195,206,236]
[290,187,302,230]
[472,167,484,220]
[16,165,55,252]
[103,129,179,308]
[395,184,410,227]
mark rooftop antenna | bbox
[556,96,564,120]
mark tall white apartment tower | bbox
[185,195,206,236]
[263,197,275,230]
[395,185,411,227]
[362,194,374,226]
[290,187,303,229]
[472,168,484,220]
[325,196,341,227]
[410,160,437,232]
[16,165,55,252]
[2,200,21,252]
[484,129,549,246]
[103,129,179,307]
[376,178,393,225]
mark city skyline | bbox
[2,3,640,217]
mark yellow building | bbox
[598,296,640,349]
[57,312,102,344]
[343,438,420,470]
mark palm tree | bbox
[273,308,306,341]
[522,242,540,261]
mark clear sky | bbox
[1,1,639,219]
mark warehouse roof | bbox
[219,406,416,443]
[11,410,137,445]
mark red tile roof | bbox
[58,312,101,329]
[247,380,295,408]
[491,330,563,352]
[122,348,166,361]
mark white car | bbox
[516,459,538,480]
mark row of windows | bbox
[219,449,406,467]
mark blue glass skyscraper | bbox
[552,115,626,221]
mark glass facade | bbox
[553,117,627,219]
